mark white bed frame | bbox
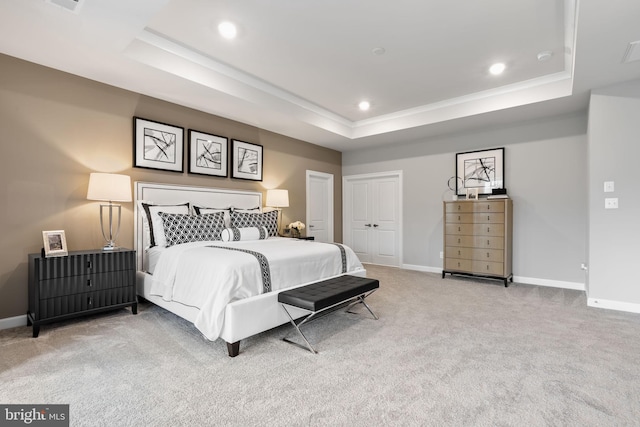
[134,181,365,357]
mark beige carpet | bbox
[1,265,640,426]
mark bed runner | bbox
[207,246,272,292]
[206,243,348,294]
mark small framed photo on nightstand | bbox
[42,230,68,257]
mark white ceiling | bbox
[1,0,639,151]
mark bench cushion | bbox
[278,275,379,312]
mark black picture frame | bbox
[133,117,184,172]
[455,147,504,196]
[187,129,228,177]
[231,139,263,181]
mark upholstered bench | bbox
[278,275,379,353]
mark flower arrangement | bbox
[287,221,305,238]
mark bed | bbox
[134,181,366,356]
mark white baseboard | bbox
[587,298,640,313]
[513,275,585,291]
[0,314,27,331]
[402,264,442,274]
[401,264,585,291]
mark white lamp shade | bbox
[87,173,132,202]
[266,189,289,208]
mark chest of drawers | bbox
[442,199,513,286]
[27,249,137,337]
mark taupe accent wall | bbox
[0,53,342,320]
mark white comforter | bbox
[149,238,364,340]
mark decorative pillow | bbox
[139,201,190,248]
[220,226,269,242]
[193,206,232,228]
[230,210,278,237]
[158,212,226,246]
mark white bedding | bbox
[149,237,364,340]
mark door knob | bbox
[365,224,372,227]
[373,224,379,227]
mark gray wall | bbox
[587,79,640,307]
[343,112,588,287]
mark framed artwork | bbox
[42,230,68,257]
[231,139,263,181]
[188,130,228,177]
[133,117,184,172]
[456,147,504,196]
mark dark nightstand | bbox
[27,248,137,337]
[295,236,315,240]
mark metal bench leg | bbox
[281,305,318,354]
[345,290,379,320]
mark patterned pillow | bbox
[158,212,226,246]
[230,210,278,237]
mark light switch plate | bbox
[604,181,615,192]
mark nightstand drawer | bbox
[39,270,134,298]
[38,288,137,320]
[33,251,136,280]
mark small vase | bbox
[292,229,300,238]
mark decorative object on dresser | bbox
[265,189,289,235]
[187,129,228,177]
[455,147,505,197]
[42,230,68,258]
[133,117,184,172]
[27,249,137,337]
[442,199,513,286]
[231,139,263,181]
[87,173,132,250]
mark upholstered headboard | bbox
[134,181,262,271]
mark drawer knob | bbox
[458,238,461,244]
[458,250,461,256]
[87,279,92,287]
[487,215,490,221]
[458,226,461,232]
[486,252,490,258]
[458,215,461,221]
[87,297,93,306]
[87,260,93,270]
[487,227,490,232]
[487,240,490,246]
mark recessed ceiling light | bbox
[358,101,371,111]
[489,62,506,75]
[372,47,386,56]
[218,21,237,39]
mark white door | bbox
[306,170,333,242]
[343,172,402,267]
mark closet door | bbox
[343,173,401,267]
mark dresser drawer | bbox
[445,235,505,249]
[445,213,505,224]
[38,287,137,320]
[445,201,505,213]
[471,261,505,276]
[38,270,134,299]
[445,247,504,262]
[445,223,505,237]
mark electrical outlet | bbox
[439,251,443,259]
[605,198,618,209]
